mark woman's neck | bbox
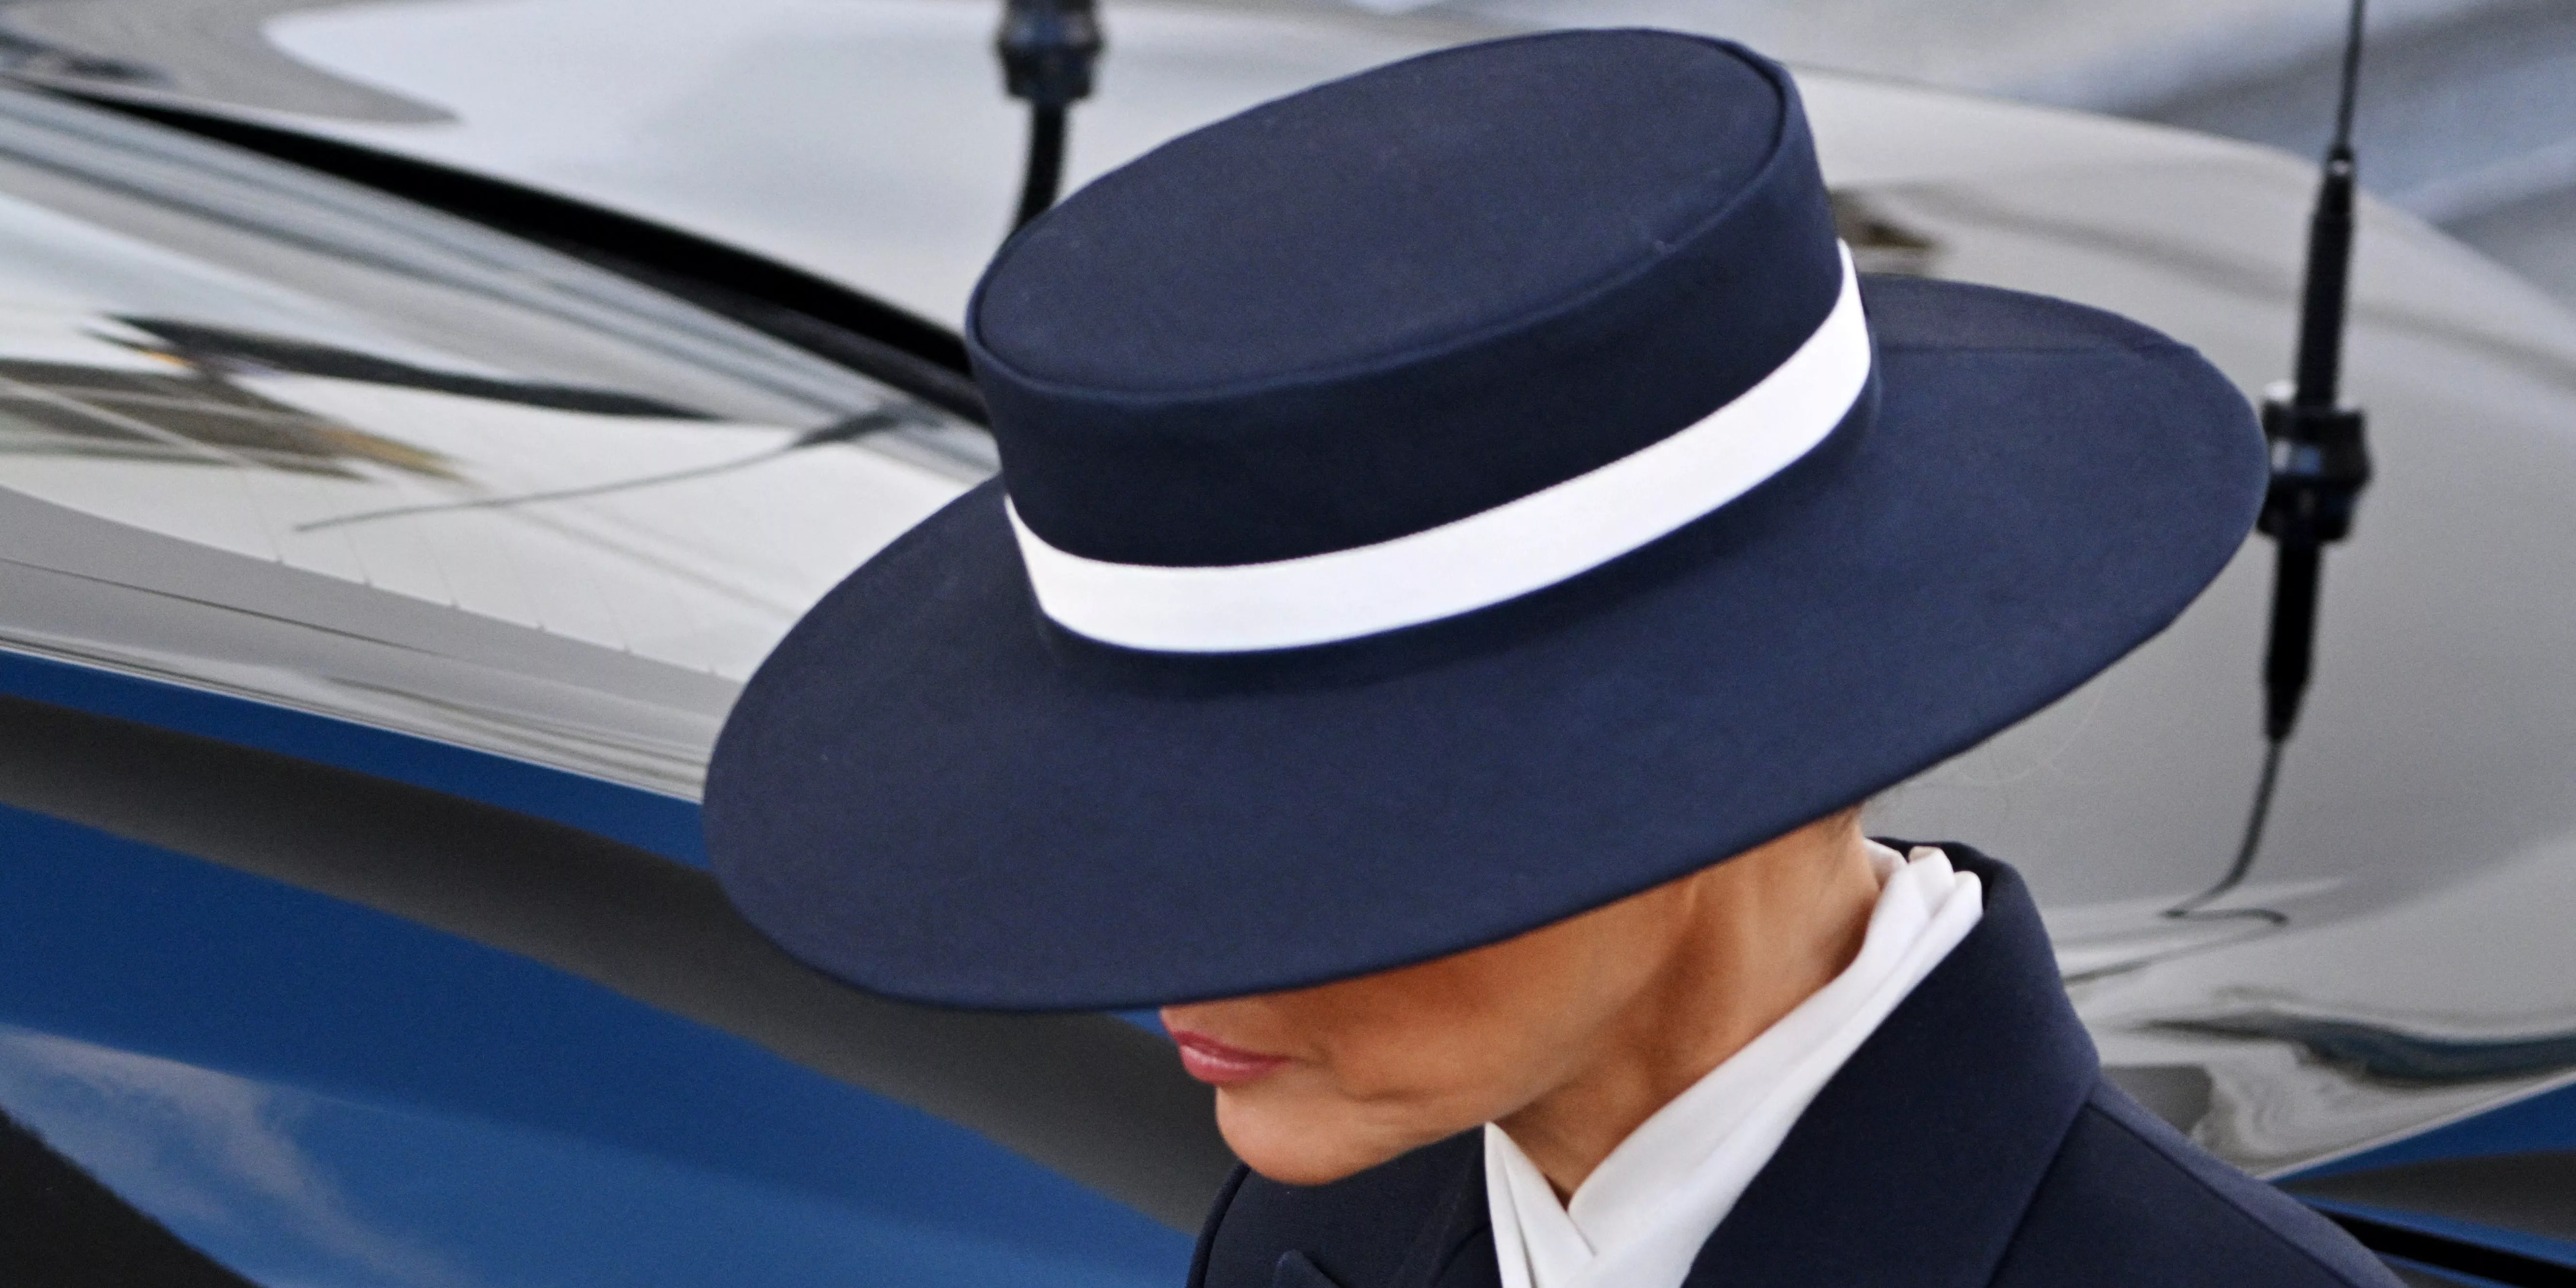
[1494,819,1883,1200]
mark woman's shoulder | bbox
[1191,1132,1493,1288]
[1992,1076,2405,1288]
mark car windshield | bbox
[0,84,993,793]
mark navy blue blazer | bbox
[1187,847,2403,1288]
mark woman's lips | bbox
[1171,1029,1289,1086]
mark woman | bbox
[704,29,2402,1288]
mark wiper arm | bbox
[2174,0,2376,922]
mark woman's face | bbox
[1157,880,1700,1186]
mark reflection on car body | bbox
[0,2,2569,1285]
[0,79,998,793]
[0,54,1198,1287]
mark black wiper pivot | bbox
[996,0,1103,232]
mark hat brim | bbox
[706,277,2264,1010]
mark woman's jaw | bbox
[1154,877,1703,1188]
[1157,809,1879,1193]
[1160,993,1543,1186]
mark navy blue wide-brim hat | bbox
[705,30,2264,1010]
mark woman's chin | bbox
[1215,1093,1435,1187]
[1226,1137,1390,1187]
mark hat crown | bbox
[967,30,1846,573]
[978,31,1790,393]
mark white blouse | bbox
[1484,843,1985,1288]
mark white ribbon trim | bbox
[1009,243,1871,654]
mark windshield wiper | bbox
[2172,0,2375,922]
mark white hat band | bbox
[1008,244,1872,654]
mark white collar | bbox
[1484,843,1985,1288]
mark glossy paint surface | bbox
[0,799,1188,1286]
[0,645,708,864]
[0,69,1201,1285]
[257,0,1473,327]
[1816,95,2576,1196]
[2,0,2576,1270]
[120,0,2576,1186]
[0,81,987,796]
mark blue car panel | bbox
[0,799,1189,1286]
[0,647,710,867]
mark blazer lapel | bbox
[1680,846,2099,1288]
[1274,1251,1345,1288]
[1260,1133,1498,1288]
[1393,1147,1502,1288]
